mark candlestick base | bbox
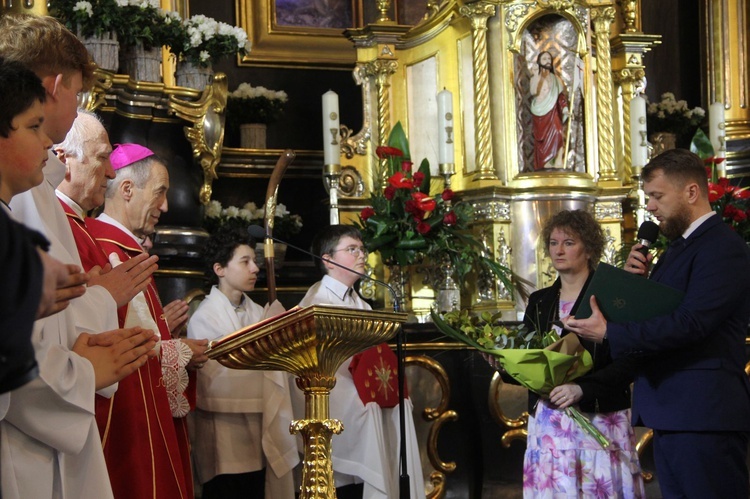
[439,163,455,187]
[323,163,342,176]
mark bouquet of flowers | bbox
[225,83,288,130]
[431,308,610,448]
[50,0,120,38]
[165,14,249,68]
[647,92,705,139]
[357,122,512,289]
[690,130,750,243]
[112,0,178,50]
[203,200,303,240]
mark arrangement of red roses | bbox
[357,122,513,289]
[691,130,750,243]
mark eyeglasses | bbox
[331,245,368,257]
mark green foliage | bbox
[356,122,513,290]
[49,0,120,38]
[432,309,559,351]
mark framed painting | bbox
[236,0,429,69]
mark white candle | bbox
[709,101,726,158]
[437,89,454,165]
[629,95,648,167]
[322,90,340,165]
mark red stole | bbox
[86,217,193,499]
[57,197,109,271]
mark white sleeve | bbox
[3,313,96,455]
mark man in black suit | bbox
[566,149,750,498]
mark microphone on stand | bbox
[247,225,412,499]
[635,221,660,258]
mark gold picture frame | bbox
[236,0,359,69]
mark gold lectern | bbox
[206,305,408,499]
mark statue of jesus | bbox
[529,51,569,170]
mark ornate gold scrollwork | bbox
[635,429,655,482]
[459,2,497,182]
[168,74,228,205]
[488,372,529,448]
[405,354,457,499]
[81,68,114,112]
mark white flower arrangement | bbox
[165,14,250,68]
[226,83,288,129]
[230,83,289,102]
[204,200,303,240]
[647,92,705,137]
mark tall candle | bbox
[709,101,726,158]
[437,89,454,165]
[629,95,648,167]
[322,90,340,165]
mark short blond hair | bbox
[0,13,96,89]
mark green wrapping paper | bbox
[431,309,611,448]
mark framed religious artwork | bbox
[236,0,429,69]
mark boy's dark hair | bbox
[0,57,46,138]
[311,224,363,274]
[201,226,256,284]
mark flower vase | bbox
[240,123,267,149]
[175,62,213,89]
[120,42,161,82]
[386,263,410,312]
[80,30,119,72]
[435,256,460,314]
[650,132,677,157]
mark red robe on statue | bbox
[532,89,568,171]
[80,213,194,499]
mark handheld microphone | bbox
[636,221,660,258]
[247,225,401,312]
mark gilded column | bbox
[459,2,497,183]
[591,6,618,182]
[364,56,398,182]
[703,0,750,140]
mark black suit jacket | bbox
[608,214,750,431]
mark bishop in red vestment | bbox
[56,133,195,499]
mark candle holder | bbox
[324,163,342,224]
[439,162,456,188]
[629,165,647,227]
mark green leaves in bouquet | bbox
[432,308,547,352]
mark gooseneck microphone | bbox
[247,225,411,498]
[247,225,401,312]
[636,221,660,258]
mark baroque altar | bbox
[327,0,662,320]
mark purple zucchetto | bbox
[110,143,155,171]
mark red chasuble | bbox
[85,216,194,499]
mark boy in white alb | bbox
[187,226,298,499]
[297,225,425,499]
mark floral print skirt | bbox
[524,400,645,499]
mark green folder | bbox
[574,263,684,323]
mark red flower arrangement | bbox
[692,129,750,243]
[357,122,512,287]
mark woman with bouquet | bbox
[521,210,645,497]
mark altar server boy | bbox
[296,224,425,499]
[187,226,298,499]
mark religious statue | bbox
[529,51,569,170]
